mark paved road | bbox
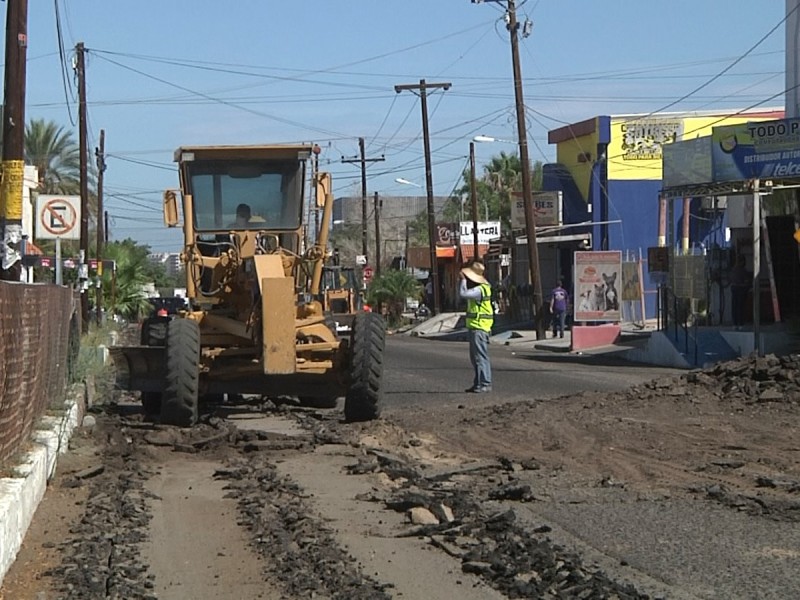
[383,334,679,411]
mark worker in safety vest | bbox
[459,261,493,393]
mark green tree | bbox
[24,118,81,194]
[365,269,420,324]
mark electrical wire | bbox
[619,5,796,123]
[53,0,76,125]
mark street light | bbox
[473,134,515,144]
[395,177,423,188]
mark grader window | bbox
[188,160,304,232]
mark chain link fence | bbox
[0,282,79,464]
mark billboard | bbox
[712,118,800,182]
[510,191,562,228]
[662,136,713,187]
[608,111,783,181]
[573,251,622,322]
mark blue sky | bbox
[11,1,787,251]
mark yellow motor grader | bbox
[111,144,385,426]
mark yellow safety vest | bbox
[466,283,493,332]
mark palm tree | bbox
[366,269,420,324]
[452,152,544,233]
[102,239,161,320]
[24,118,81,195]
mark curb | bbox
[0,383,86,584]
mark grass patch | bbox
[72,322,122,405]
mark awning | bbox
[406,245,457,269]
[24,241,43,255]
[458,243,489,262]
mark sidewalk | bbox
[404,312,656,356]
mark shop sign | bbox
[510,191,562,228]
[458,221,500,245]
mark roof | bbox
[459,243,490,262]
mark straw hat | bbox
[461,261,488,285]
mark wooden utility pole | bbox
[0,0,28,281]
[95,129,106,324]
[473,0,544,338]
[469,141,479,261]
[373,191,381,276]
[342,137,384,261]
[394,79,451,315]
[76,42,90,330]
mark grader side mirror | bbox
[163,190,180,227]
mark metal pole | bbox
[374,191,381,276]
[55,237,62,285]
[470,141,479,261]
[95,129,106,324]
[0,0,28,281]
[358,137,368,258]
[508,0,544,338]
[753,188,762,356]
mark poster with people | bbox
[573,251,622,322]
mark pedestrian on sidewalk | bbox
[459,261,493,393]
[549,279,569,338]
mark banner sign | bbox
[662,137,713,187]
[511,191,562,228]
[712,118,800,182]
[459,220,500,245]
[573,250,622,322]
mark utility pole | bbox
[373,191,382,276]
[469,141,479,261]
[0,0,28,282]
[395,79,451,315]
[95,129,106,324]
[76,42,90,330]
[472,0,544,338]
[342,137,384,262]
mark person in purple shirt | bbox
[549,279,569,338]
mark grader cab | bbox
[111,144,385,426]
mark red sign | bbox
[363,266,374,282]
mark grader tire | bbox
[141,317,168,346]
[299,396,339,409]
[161,318,200,427]
[141,392,162,416]
[344,312,385,422]
[139,317,168,415]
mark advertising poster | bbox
[574,250,622,322]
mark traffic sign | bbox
[36,195,80,240]
[363,265,374,283]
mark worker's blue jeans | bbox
[468,328,492,389]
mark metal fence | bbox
[0,282,79,463]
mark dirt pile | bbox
[632,353,800,406]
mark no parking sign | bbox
[36,195,81,240]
